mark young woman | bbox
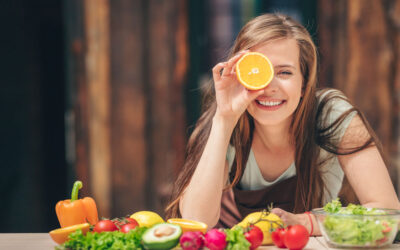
[165,13,400,235]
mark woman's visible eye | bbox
[276,70,293,79]
[278,71,293,75]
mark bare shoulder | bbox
[339,114,371,150]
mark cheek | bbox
[281,81,302,99]
[290,96,302,111]
[288,77,303,97]
[288,89,302,107]
[246,102,256,116]
[283,81,302,109]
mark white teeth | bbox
[257,100,283,106]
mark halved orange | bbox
[236,52,274,90]
[49,222,90,244]
[167,218,208,233]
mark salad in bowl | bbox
[312,199,400,248]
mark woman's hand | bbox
[212,51,264,123]
[271,208,319,236]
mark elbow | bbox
[362,199,400,210]
[179,195,221,228]
[392,201,400,210]
[206,213,220,229]
[383,199,400,209]
[180,207,220,229]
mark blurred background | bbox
[1,0,400,232]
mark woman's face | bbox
[246,38,303,127]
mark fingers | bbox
[271,208,292,225]
[271,208,308,228]
[222,50,248,77]
[212,50,249,81]
[212,62,227,82]
[271,208,286,217]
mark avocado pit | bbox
[154,224,176,237]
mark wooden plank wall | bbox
[109,0,147,217]
[84,0,112,218]
[147,0,188,213]
[66,0,188,218]
[318,0,400,193]
[64,0,91,198]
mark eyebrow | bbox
[274,64,296,69]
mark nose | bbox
[262,76,278,94]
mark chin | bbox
[257,120,285,127]
[252,116,289,126]
[248,109,293,126]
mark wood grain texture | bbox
[386,0,400,194]
[84,0,111,217]
[147,0,188,215]
[65,0,91,196]
[69,0,188,217]
[318,0,399,189]
[172,0,188,177]
[109,0,147,215]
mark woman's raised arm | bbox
[179,52,264,227]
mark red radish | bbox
[204,229,227,250]
[180,231,205,250]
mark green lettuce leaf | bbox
[55,227,147,250]
[322,200,396,246]
[224,227,251,250]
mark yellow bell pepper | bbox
[55,181,99,227]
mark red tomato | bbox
[121,218,138,227]
[126,218,138,224]
[283,225,309,250]
[120,223,139,233]
[382,226,392,233]
[113,217,139,228]
[93,220,118,233]
[244,225,263,250]
[271,228,287,248]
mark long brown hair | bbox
[165,13,380,218]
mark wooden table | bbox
[0,233,399,249]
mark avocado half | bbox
[142,223,182,249]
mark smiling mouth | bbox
[256,100,285,107]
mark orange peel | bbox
[49,222,90,244]
[236,52,274,90]
[167,218,208,233]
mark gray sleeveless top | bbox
[226,89,356,204]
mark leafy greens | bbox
[224,227,251,250]
[55,227,147,250]
[322,199,396,246]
